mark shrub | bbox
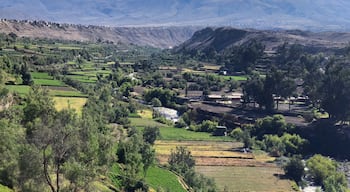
[263,135,285,157]
[306,154,337,185]
[283,156,305,182]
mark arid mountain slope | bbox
[0,19,200,48]
[176,27,350,52]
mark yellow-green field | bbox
[154,140,292,191]
[53,97,87,114]
[196,166,294,192]
[137,109,153,119]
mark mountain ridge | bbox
[175,27,350,53]
[0,19,201,48]
[2,0,350,31]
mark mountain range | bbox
[1,0,350,31]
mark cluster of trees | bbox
[230,115,307,157]
[0,86,116,191]
[114,126,159,191]
[144,88,177,108]
[284,155,348,191]
[242,69,296,111]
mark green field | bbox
[145,166,186,192]
[196,166,293,192]
[66,75,97,83]
[130,117,233,141]
[222,75,248,81]
[6,85,30,95]
[31,72,53,79]
[159,127,233,141]
[33,79,65,86]
[129,117,166,127]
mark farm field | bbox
[154,140,293,191]
[196,166,294,192]
[6,85,30,95]
[33,78,65,86]
[53,97,87,115]
[145,166,187,192]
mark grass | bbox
[53,97,87,115]
[137,109,153,119]
[129,117,166,127]
[31,72,53,79]
[66,75,97,83]
[5,85,30,95]
[130,117,233,141]
[145,166,186,192]
[221,75,248,81]
[49,90,87,97]
[33,79,65,86]
[196,166,293,192]
[159,127,233,141]
[0,184,13,192]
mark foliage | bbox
[306,154,337,185]
[254,115,292,138]
[263,135,286,157]
[144,88,176,108]
[281,133,308,155]
[283,156,305,182]
[190,120,218,133]
[168,146,217,192]
[143,126,160,145]
[323,172,348,192]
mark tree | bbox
[27,109,81,192]
[283,156,305,182]
[168,146,195,174]
[263,135,285,157]
[306,154,337,185]
[319,62,350,121]
[151,98,162,107]
[0,120,25,189]
[323,172,348,192]
[281,133,308,155]
[20,64,33,86]
[143,126,160,145]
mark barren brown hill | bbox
[175,27,350,52]
[0,19,201,48]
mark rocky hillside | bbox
[0,19,200,48]
[175,27,350,52]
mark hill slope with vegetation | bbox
[0,19,200,48]
[175,27,350,53]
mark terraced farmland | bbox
[154,140,294,191]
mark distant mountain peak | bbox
[1,0,350,31]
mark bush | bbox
[151,98,162,107]
[283,156,305,182]
[306,154,337,185]
[230,127,244,141]
[323,172,348,192]
[197,120,218,133]
[175,118,187,128]
[281,133,308,155]
[263,135,285,157]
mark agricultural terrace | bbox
[128,109,294,191]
